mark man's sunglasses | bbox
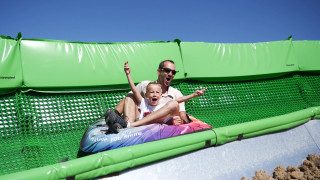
[161,68,178,75]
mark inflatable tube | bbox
[0,130,216,180]
[80,115,212,153]
[214,107,319,145]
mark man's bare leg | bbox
[114,98,125,115]
[130,100,179,127]
[123,94,140,123]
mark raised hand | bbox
[194,88,207,97]
[124,61,131,75]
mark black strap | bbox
[204,140,211,148]
[66,176,75,180]
[59,158,68,163]
[237,134,244,140]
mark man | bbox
[115,60,188,124]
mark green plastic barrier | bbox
[1,33,320,179]
[180,40,298,81]
[20,40,184,92]
[293,41,320,71]
[0,36,23,94]
[214,106,319,145]
[0,130,216,180]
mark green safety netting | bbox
[180,74,310,128]
[1,34,320,179]
[0,90,127,175]
[1,73,320,178]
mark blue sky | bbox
[1,0,319,43]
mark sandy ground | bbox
[242,153,320,180]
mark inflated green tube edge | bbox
[214,106,320,145]
[76,140,212,179]
[0,130,216,180]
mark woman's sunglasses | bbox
[161,68,178,75]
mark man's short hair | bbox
[158,60,175,69]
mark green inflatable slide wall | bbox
[0,34,320,179]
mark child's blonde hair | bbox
[146,82,162,93]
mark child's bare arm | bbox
[124,61,142,104]
[176,88,207,103]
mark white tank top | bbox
[138,99,166,120]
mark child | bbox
[105,61,206,133]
